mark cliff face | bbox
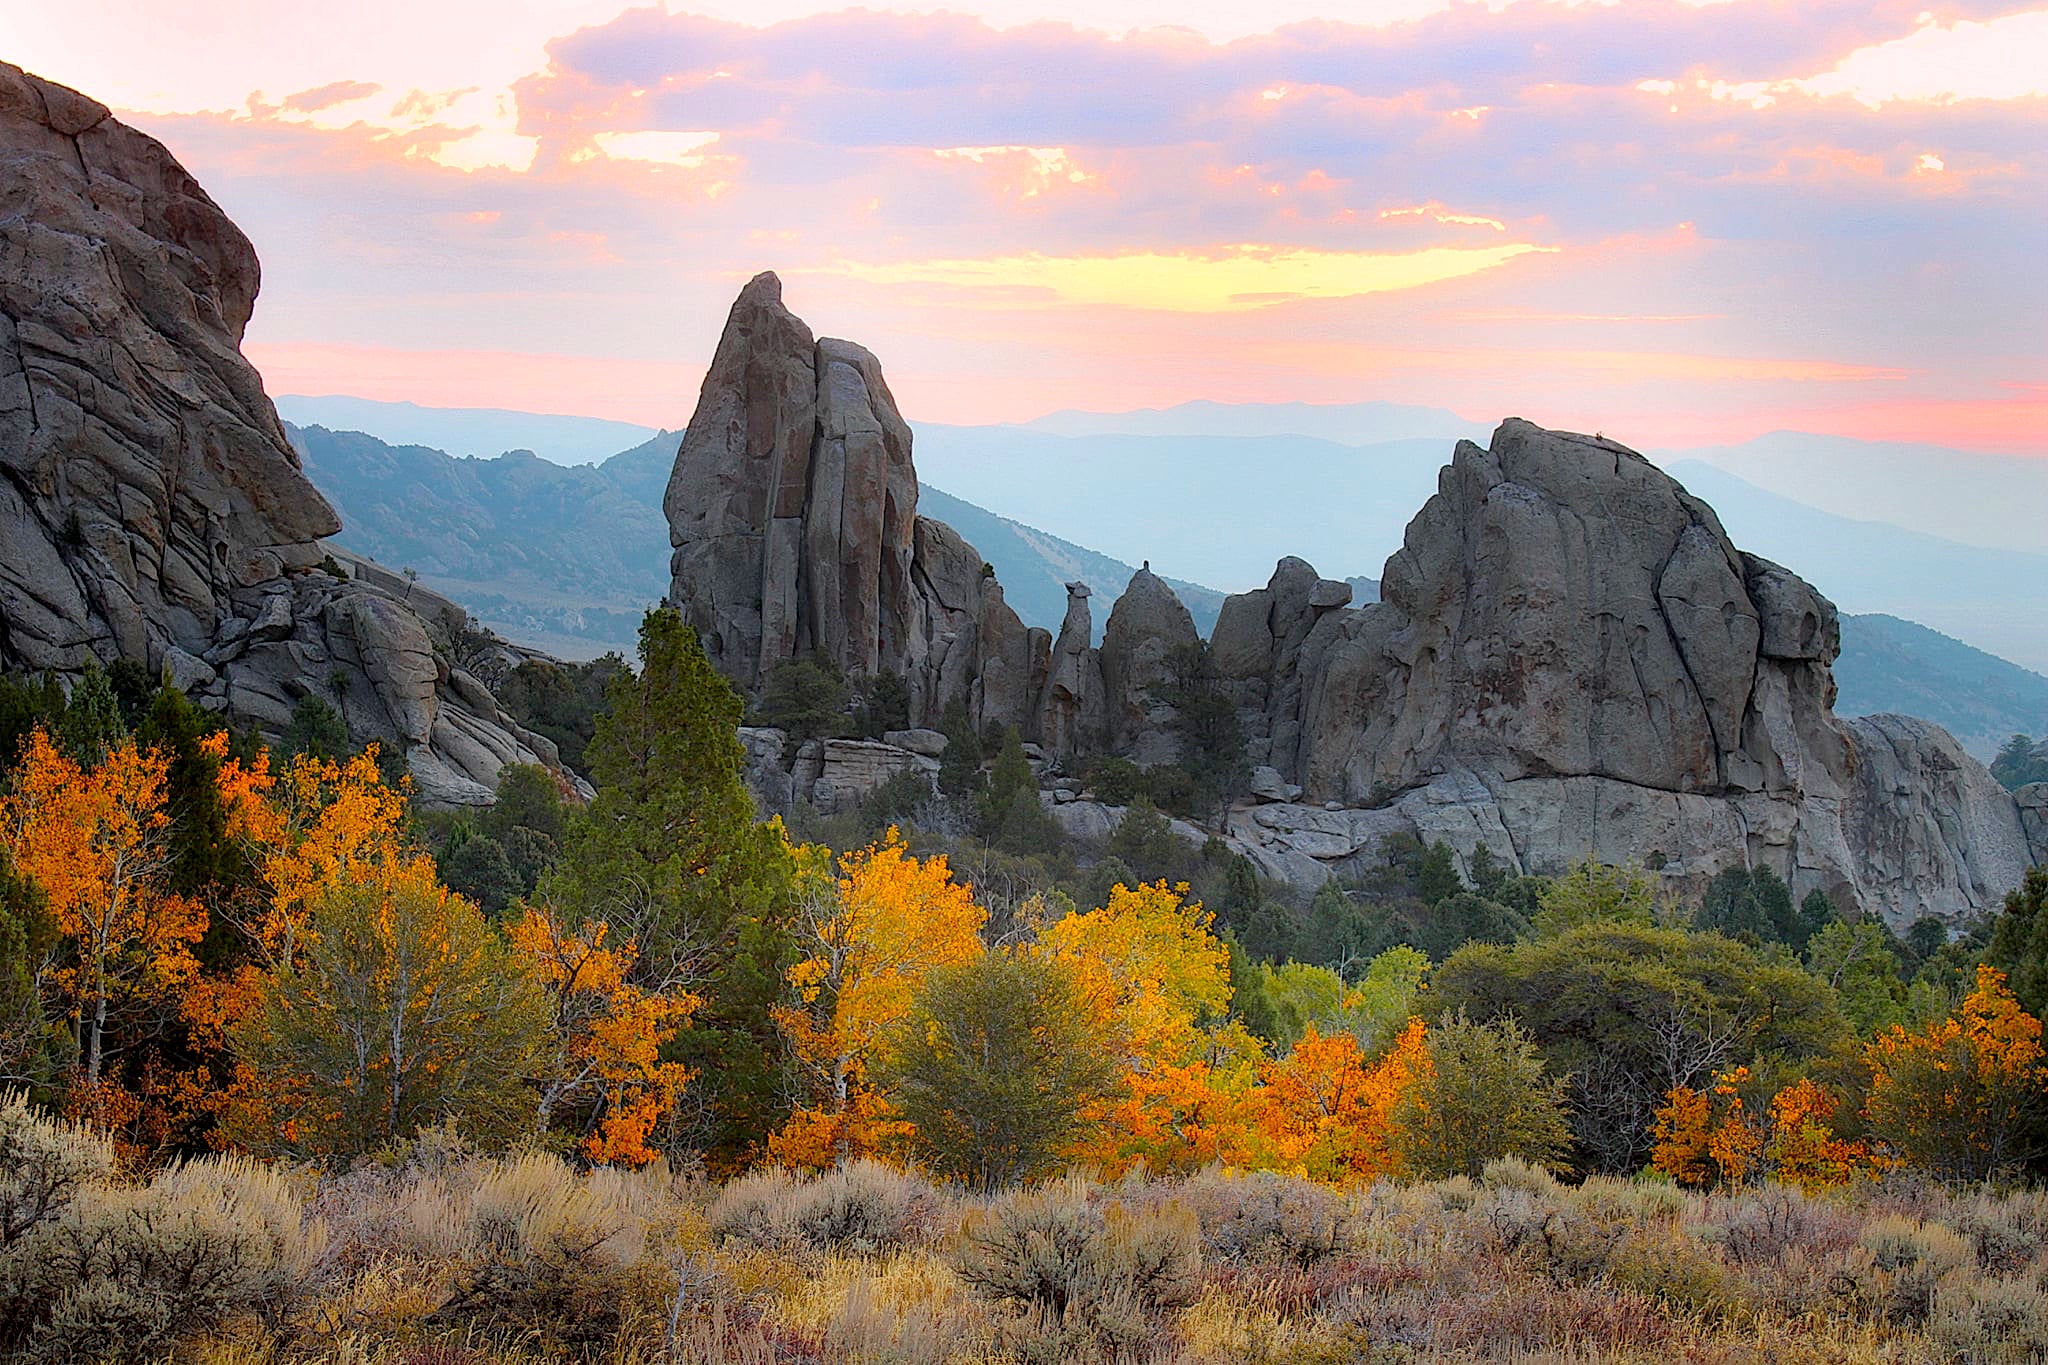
[0,63,570,804]
[663,279,2040,927]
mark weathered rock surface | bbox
[1214,557,1356,776]
[1099,567,1200,765]
[665,282,2039,925]
[1038,581,1104,758]
[666,274,1039,735]
[2016,784,2048,862]
[736,726,937,817]
[1227,420,2039,926]
[0,63,568,803]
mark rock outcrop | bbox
[666,274,1036,734]
[1038,582,1104,758]
[667,279,2038,926]
[0,63,568,802]
[1098,566,1200,765]
[1220,420,2039,927]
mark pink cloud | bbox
[65,0,2035,459]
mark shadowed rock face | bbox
[665,272,1034,734]
[0,63,570,805]
[0,63,340,669]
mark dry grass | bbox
[3,1101,2046,1363]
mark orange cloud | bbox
[819,242,1554,312]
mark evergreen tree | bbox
[281,695,351,761]
[131,683,253,898]
[57,662,123,763]
[0,672,67,769]
[0,850,62,1089]
[1992,734,2048,791]
[1414,842,1465,908]
[753,658,848,740]
[540,607,796,1162]
[936,698,984,797]
[1105,797,1183,881]
[1986,865,2048,1018]
[1152,640,1246,811]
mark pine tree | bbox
[539,607,796,1162]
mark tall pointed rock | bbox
[665,273,1043,733]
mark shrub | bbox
[709,1162,940,1257]
[0,1155,325,1361]
[1858,1215,1975,1327]
[950,1178,1201,1326]
[797,1160,940,1255]
[1181,1169,1358,1268]
[1606,1228,1748,1322]
[708,1167,809,1252]
[0,1093,114,1247]
[1946,1189,2048,1274]
[1709,1186,1836,1266]
[1929,1274,2048,1364]
[430,1152,667,1352]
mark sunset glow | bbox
[3,0,2042,452]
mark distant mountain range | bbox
[1021,398,1483,446]
[1835,614,2048,760]
[289,404,2048,760]
[277,395,659,466]
[287,423,675,659]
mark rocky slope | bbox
[0,63,569,804]
[665,278,2044,927]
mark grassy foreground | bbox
[6,1104,2047,1365]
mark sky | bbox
[5,1,2045,450]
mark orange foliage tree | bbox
[1033,881,1258,1174]
[508,903,698,1166]
[1651,1067,1879,1190]
[216,744,412,963]
[1246,1018,1430,1184]
[0,730,205,1092]
[1865,965,2048,1179]
[1650,1067,1763,1188]
[769,832,985,1167]
[1763,1078,1882,1193]
[191,743,431,1131]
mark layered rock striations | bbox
[666,274,1035,735]
[0,63,568,803]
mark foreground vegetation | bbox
[6,1101,2048,1364]
[2,609,2047,1360]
